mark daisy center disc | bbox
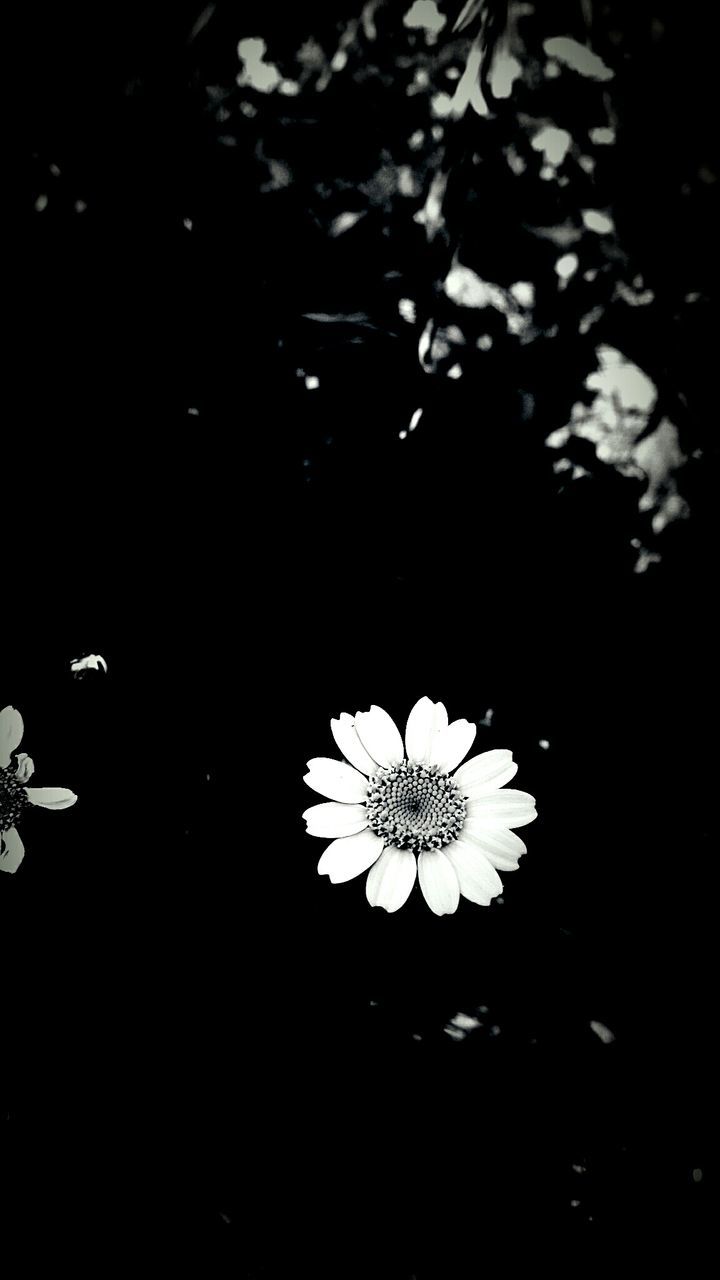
[365,761,466,854]
[0,766,29,831]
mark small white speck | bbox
[590,126,615,145]
[451,1012,481,1031]
[589,1020,615,1044]
[489,1025,501,1037]
[582,208,614,235]
[477,334,493,351]
[399,429,408,439]
[35,194,48,212]
[692,1168,703,1183]
[430,91,454,117]
[570,1199,581,1208]
[237,36,281,92]
[479,708,494,726]
[403,1,447,36]
[444,1026,466,1041]
[572,1164,586,1174]
[49,163,61,177]
[510,281,535,308]
[505,145,526,176]
[305,375,320,390]
[447,363,462,379]
[409,408,423,432]
[412,1033,422,1041]
[543,37,614,83]
[576,303,599,332]
[635,545,662,575]
[532,125,572,168]
[331,50,347,72]
[398,298,416,324]
[408,129,425,150]
[70,653,108,675]
[188,407,200,416]
[183,217,193,230]
[74,200,87,214]
[555,252,579,282]
[330,211,364,237]
[539,738,550,750]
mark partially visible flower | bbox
[0,706,78,874]
[70,653,107,675]
[303,697,537,916]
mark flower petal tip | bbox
[24,787,78,810]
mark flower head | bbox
[303,697,537,915]
[0,706,78,874]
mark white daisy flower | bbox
[303,697,537,915]
[0,705,78,874]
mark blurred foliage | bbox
[162,0,716,571]
[21,0,718,575]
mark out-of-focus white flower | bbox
[70,653,107,675]
[303,698,537,916]
[0,706,78,874]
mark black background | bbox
[3,2,716,1273]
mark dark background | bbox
[3,1,716,1273]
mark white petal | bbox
[330,713,378,775]
[14,753,35,783]
[302,801,368,838]
[0,826,25,874]
[443,836,503,905]
[354,705,404,768]
[366,846,417,912]
[462,824,526,870]
[317,829,385,883]
[466,789,537,828]
[304,758,369,803]
[404,697,448,764]
[452,749,518,797]
[0,706,24,769]
[431,718,477,773]
[417,850,460,915]
[24,787,77,810]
